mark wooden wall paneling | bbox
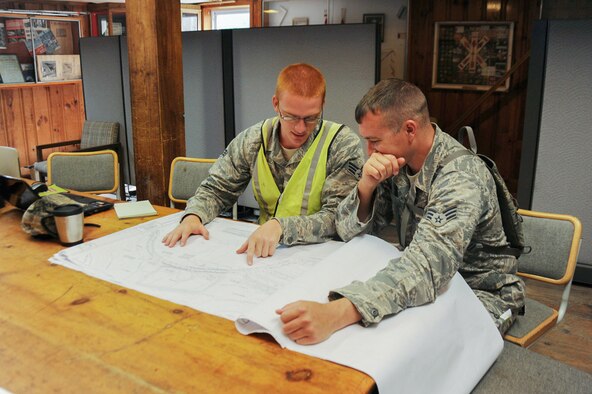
[408,0,541,194]
[0,94,8,147]
[31,86,53,158]
[48,85,66,146]
[430,0,446,19]
[61,82,84,141]
[20,87,37,167]
[478,96,498,156]
[1,89,29,171]
[0,82,85,173]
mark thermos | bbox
[53,204,84,246]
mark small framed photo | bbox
[36,54,81,82]
[0,54,25,83]
[363,13,385,42]
[292,17,309,26]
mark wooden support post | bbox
[125,0,185,205]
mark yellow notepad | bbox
[114,200,158,219]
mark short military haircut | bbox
[355,79,430,132]
[275,63,326,101]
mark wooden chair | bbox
[33,120,120,182]
[504,209,582,347]
[47,150,119,195]
[168,157,216,208]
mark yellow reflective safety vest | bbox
[252,117,344,224]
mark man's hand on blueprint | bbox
[161,214,210,247]
[275,298,362,345]
[236,218,282,265]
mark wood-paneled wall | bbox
[408,0,541,193]
[0,2,90,176]
[0,81,85,175]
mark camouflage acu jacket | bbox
[332,125,524,326]
[185,117,365,245]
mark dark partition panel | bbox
[119,38,135,186]
[518,20,592,284]
[232,24,377,208]
[80,24,378,210]
[232,24,376,135]
[182,31,226,158]
[80,36,133,186]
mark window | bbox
[182,12,200,32]
[211,8,249,30]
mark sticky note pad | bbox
[114,200,158,219]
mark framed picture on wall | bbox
[363,13,385,42]
[0,54,25,83]
[432,21,514,91]
[36,54,81,82]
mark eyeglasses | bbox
[277,106,323,125]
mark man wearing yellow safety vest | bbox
[162,63,365,265]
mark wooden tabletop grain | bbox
[0,203,374,393]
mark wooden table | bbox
[0,203,374,393]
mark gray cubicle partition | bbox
[232,24,376,135]
[232,24,377,208]
[119,38,135,186]
[80,36,133,186]
[518,20,592,284]
[182,31,226,158]
[80,24,377,208]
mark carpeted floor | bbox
[473,341,592,393]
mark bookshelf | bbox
[0,12,86,84]
[0,11,87,176]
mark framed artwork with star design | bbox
[432,21,514,92]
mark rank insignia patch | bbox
[425,207,457,227]
[347,161,362,179]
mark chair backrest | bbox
[0,146,20,177]
[504,209,582,347]
[517,208,582,321]
[517,209,582,284]
[168,157,215,205]
[47,150,119,194]
[80,121,120,150]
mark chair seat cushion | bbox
[506,297,556,338]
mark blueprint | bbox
[50,213,341,320]
[50,214,503,394]
[236,235,504,394]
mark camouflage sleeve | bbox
[335,179,395,242]
[276,126,365,245]
[184,123,262,224]
[330,164,491,326]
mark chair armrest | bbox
[36,139,82,162]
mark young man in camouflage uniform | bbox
[162,63,365,265]
[276,79,525,344]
